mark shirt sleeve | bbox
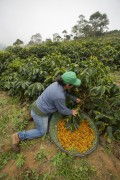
[54,99,72,115]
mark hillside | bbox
[0,34,120,179]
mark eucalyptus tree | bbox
[72,12,109,38]
[89,11,109,36]
[45,38,52,42]
[72,15,89,38]
[29,33,42,44]
[77,15,88,36]
[53,33,62,42]
[83,24,92,37]
[62,30,71,41]
[62,30,67,40]
[65,35,71,41]
[13,39,24,46]
[72,25,79,39]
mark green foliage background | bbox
[0,36,120,140]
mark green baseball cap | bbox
[61,71,81,87]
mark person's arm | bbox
[54,99,78,116]
[54,99,72,115]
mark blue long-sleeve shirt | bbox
[36,82,76,115]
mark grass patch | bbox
[0,113,10,137]
[51,151,96,180]
[20,140,34,151]
[15,153,25,168]
[0,151,17,170]
[0,102,29,140]
[21,168,41,180]
[34,146,49,164]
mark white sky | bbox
[0,0,120,45]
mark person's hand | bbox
[72,109,78,117]
[76,98,81,103]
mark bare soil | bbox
[1,141,120,179]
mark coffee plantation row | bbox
[0,36,120,140]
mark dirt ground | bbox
[0,91,120,180]
[1,140,120,180]
[87,144,120,179]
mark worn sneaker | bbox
[11,133,20,153]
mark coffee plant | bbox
[0,36,120,140]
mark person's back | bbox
[36,82,65,114]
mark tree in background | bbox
[72,11,109,38]
[13,39,23,46]
[72,25,79,39]
[53,33,62,42]
[72,15,88,38]
[89,11,109,36]
[45,38,52,42]
[83,24,92,37]
[62,30,71,41]
[77,15,89,36]
[62,30,67,39]
[11,12,110,46]
[28,33,42,44]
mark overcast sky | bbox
[0,0,120,45]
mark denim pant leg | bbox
[18,110,48,140]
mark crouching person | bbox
[11,71,81,152]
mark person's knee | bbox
[41,126,48,135]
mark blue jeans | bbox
[18,110,51,140]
